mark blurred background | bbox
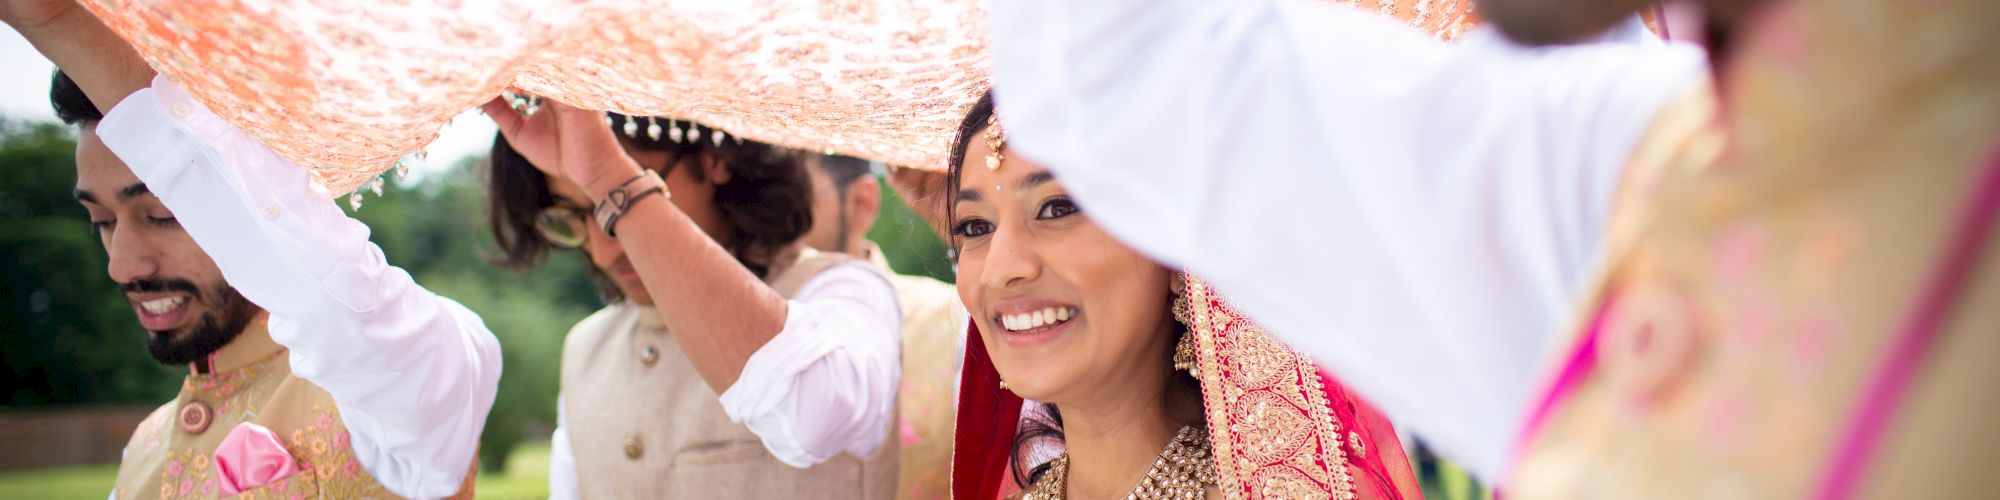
[0,31,955,499]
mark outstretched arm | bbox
[485,100,902,466]
[12,8,502,496]
[98,76,501,500]
[989,0,1707,479]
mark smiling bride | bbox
[945,93,1424,500]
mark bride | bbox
[945,92,1423,499]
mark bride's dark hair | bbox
[945,91,1206,488]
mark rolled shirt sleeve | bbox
[718,262,903,468]
[547,395,581,500]
[97,76,503,499]
[988,0,1707,480]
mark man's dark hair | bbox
[50,70,103,125]
[485,113,814,300]
[816,154,873,189]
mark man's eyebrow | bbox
[118,183,152,201]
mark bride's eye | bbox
[1036,197,1080,220]
[951,218,996,238]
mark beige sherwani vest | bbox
[112,320,474,499]
[562,249,899,498]
[1508,1,2000,497]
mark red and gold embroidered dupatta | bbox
[951,275,1424,500]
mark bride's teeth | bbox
[999,307,1082,332]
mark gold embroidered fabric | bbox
[1183,276,1360,498]
[76,0,1472,195]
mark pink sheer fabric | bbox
[78,0,990,193]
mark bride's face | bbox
[951,139,1178,406]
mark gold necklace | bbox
[1024,425,1217,500]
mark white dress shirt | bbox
[988,0,1707,481]
[545,261,904,498]
[98,77,504,499]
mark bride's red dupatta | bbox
[950,276,1422,499]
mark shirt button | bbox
[639,344,660,367]
[170,103,191,118]
[262,204,282,220]
[624,437,644,459]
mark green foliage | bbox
[0,119,182,407]
[342,159,596,472]
[866,177,955,283]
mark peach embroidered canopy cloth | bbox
[78,0,1476,195]
[78,0,992,193]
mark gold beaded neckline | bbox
[1024,425,1218,500]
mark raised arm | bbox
[10,5,499,497]
[486,100,902,466]
[95,79,500,498]
[988,0,1707,479]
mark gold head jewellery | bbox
[985,113,1006,171]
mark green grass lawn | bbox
[0,442,550,499]
[475,442,550,499]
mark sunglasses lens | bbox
[534,209,587,248]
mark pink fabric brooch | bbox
[212,423,298,496]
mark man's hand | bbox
[0,0,79,29]
[482,97,643,201]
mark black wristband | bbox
[593,171,669,238]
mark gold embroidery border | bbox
[1186,275,1357,499]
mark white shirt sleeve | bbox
[97,76,503,499]
[717,262,903,468]
[988,0,1707,481]
[547,395,580,500]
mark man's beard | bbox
[123,277,262,365]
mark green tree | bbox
[1,119,181,408]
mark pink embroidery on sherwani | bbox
[213,422,300,496]
[899,420,921,447]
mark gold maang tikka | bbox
[984,113,1005,171]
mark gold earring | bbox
[999,380,1011,391]
[984,113,1006,171]
[1171,276,1198,374]
[1172,335,1198,374]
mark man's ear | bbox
[847,178,881,237]
[703,156,732,185]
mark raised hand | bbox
[481,97,642,201]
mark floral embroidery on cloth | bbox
[74,0,1474,194]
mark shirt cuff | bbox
[716,300,841,466]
